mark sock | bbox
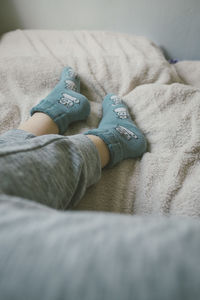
[30,67,90,135]
[61,66,80,92]
[84,94,147,167]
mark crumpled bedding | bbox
[0,30,200,216]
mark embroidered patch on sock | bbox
[115,125,138,140]
[114,107,130,119]
[110,95,123,105]
[65,80,77,91]
[68,68,78,79]
[58,93,80,107]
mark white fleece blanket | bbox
[0,30,200,216]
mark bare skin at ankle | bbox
[18,112,59,136]
[86,135,110,168]
[18,112,110,168]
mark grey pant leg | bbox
[0,129,36,144]
[0,129,101,209]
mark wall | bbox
[0,0,200,60]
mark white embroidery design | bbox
[58,93,80,107]
[65,80,77,91]
[114,107,129,119]
[115,125,138,140]
[68,68,78,79]
[110,95,123,105]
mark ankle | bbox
[18,112,59,136]
[86,135,110,168]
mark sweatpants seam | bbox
[0,136,70,158]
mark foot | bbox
[84,94,147,167]
[30,67,90,135]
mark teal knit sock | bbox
[30,67,90,135]
[84,94,147,167]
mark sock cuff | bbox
[84,129,124,168]
[30,105,67,135]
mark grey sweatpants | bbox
[0,129,101,209]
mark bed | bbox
[0,30,200,299]
[0,29,200,216]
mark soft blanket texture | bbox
[0,194,200,300]
[0,30,200,216]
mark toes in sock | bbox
[61,66,80,92]
[84,94,147,167]
[30,67,90,135]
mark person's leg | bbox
[84,94,147,168]
[17,91,147,169]
[0,67,99,208]
[0,128,102,209]
[0,67,147,210]
[0,67,111,208]
[17,65,110,168]
[17,93,147,170]
[18,112,59,135]
[18,112,110,168]
[18,68,147,169]
[25,66,90,135]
